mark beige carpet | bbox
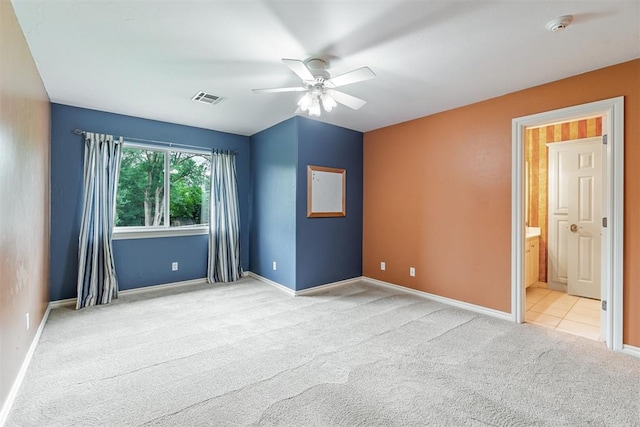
[6,277,640,426]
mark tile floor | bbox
[525,283,601,341]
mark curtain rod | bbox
[72,129,237,154]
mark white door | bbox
[547,138,602,299]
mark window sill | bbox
[113,227,208,240]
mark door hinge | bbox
[603,135,608,145]
[602,300,607,311]
[602,217,608,228]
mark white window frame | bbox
[113,142,211,240]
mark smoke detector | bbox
[546,15,573,32]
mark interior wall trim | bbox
[248,272,364,296]
[48,277,214,308]
[621,345,640,359]
[48,297,76,309]
[0,306,51,427]
[363,277,513,321]
[117,278,208,296]
[249,272,512,320]
[248,272,295,295]
[295,276,364,295]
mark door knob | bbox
[570,224,578,233]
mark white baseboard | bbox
[47,297,76,309]
[295,276,364,296]
[48,278,209,308]
[621,344,640,359]
[247,272,363,296]
[248,272,295,295]
[0,305,51,427]
[119,278,208,296]
[362,277,513,322]
[248,273,512,322]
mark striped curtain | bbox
[76,133,122,309]
[208,150,243,283]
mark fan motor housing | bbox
[305,58,330,80]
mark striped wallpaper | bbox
[525,117,603,282]
[527,116,602,144]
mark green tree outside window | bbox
[115,146,211,228]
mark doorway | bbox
[511,97,624,351]
[525,132,603,340]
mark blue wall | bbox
[51,105,362,300]
[50,104,250,301]
[249,118,297,289]
[113,236,208,290]
[295,117,363,290]
[249,116,363,292]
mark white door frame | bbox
[511,97,624,351]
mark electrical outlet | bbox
[409,267,416,277]
[25,313,30,331]
[272,261,277,270]
[380,262,386,271]
[172,262,178,271]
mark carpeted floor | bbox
[6,277,640,426]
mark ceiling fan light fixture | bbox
[308,96,322,117]
[256,58,374,117]
[298,92,313,111]
[321,92,337,112]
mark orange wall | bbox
[0,0,51,413]
[363,59,640,346]
[525,118,603,282]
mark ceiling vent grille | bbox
[192,91,226,105]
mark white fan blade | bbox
[325,67,375,88]
[327,90,367,110]
[252,87,307,93]
[282,58,315,82]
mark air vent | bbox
[192,91,226,105]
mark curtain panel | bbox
[76,133,122,309]
[208,151,243,283]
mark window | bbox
[114,144,211,238]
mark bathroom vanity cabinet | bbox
[525,236,540,288]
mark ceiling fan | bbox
[252,58,376,117]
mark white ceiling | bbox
[11,1,640,136]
